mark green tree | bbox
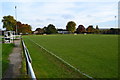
[66,21,76,33]
[2,15,16,31]
[46,24,57,34]
[43,26,47,33]
[96,25,99,30]
[94,25,100,34]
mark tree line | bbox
[35,21,120,34]
[2,15,119,35]
[34,21,100,34]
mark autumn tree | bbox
[76,25,86,33]
[46,24,57,34]
[21,24,32,34]
[2,15,16,31]
[15,21,22,33]
[66,21,76,33]
[16,22,32,34]
[86,25,95,33]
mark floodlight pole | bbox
[115,16,117,28]
[15,6,18,35]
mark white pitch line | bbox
[27,38,95,80]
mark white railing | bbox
[22,40,36,80]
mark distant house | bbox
[33,31,38,34]
[34,28,44,34]
[0,29,2,36]
[99,28,120,34]
[57,29,69,34]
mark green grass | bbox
[0,36,2,41]
[2,43,14,75]
[23,34,118,78]
[23,38,83,78]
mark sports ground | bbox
[22,34,118,78]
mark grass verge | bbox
[2,43,14,76]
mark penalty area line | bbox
[27,38,95,80]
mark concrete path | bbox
[3,40,22,79]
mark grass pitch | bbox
[23,34,118,78]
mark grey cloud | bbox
[46,18,55,21]
[36,19,44,22]
[62,14,74,19]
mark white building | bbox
[57,29,69,34]
[3,31,15,43]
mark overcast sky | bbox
[0,0,119,30]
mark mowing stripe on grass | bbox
[27,37,95,80]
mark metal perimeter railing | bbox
[22,40,37,80]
